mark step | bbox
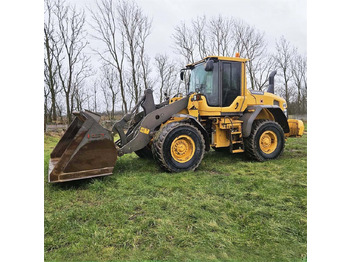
[232,149,244,153]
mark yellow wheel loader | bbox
[48,55,304,183]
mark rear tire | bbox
[152,122,205,172]
[244,120,285,161]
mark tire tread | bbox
[244,120,285,161]
[152,122,205,172]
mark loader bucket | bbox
[48,110,118,183]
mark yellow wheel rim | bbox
[170,135,195,163]
[259,131,278,154]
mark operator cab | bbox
[184,56,248,109]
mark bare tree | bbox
[173,22,196,63]
[254,55,276,91]
[174,15,235,60]
[192,15,208,58]
[291,54,303,114]
[101,84,111,118]
[137,14,153,91]
[117,0,152,105]
[139,53,153,91]
[90,0,127,113]
[301,57,307,114]
[55,97,64,122]
[44,0,60,122]
[91,80,99,113]
[73,83,91,111]
[154,54,167,103]
[100,65,119,118]
[44,84,50,132]
[291,53,307,114]
[117,0,140,105]
[154,54,178,103]
[173,16,217,63]
[207,15,234,57]
[53,0,91,123]
[172,16,268,91]
[233,20,266,90]
[124,74,135,111]
[90,0,152,110]
[274,36,295,109]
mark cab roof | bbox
[186,56,249,68]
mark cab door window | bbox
[222,61,242,107]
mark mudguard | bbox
[240,105,290,137]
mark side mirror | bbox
[180,71,184,81]
[204,60,214,71]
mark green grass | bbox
[44,132,307,261]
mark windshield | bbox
[189,62,219,106]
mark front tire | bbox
[152,122,205,172]
[244,120,285,161]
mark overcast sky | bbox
[69,0,307,61]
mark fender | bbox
[172,114,211,151]
[240,105,290,137]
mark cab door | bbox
[220,61,243,112]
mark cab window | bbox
[189,62,219,106]
[222,61,242,107]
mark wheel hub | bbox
[259,131,277,154]
[171,135,195,163]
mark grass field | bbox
[44,131,307,261]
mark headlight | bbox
[283,103,287,108]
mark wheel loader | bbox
[48,55,304,183]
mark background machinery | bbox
[48,55,304,183]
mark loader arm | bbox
[115,95,189,156]
[112,89,156,146]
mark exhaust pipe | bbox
[267,70,277,94]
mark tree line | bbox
[44,0,307,129]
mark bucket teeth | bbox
[48,111,118,183]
